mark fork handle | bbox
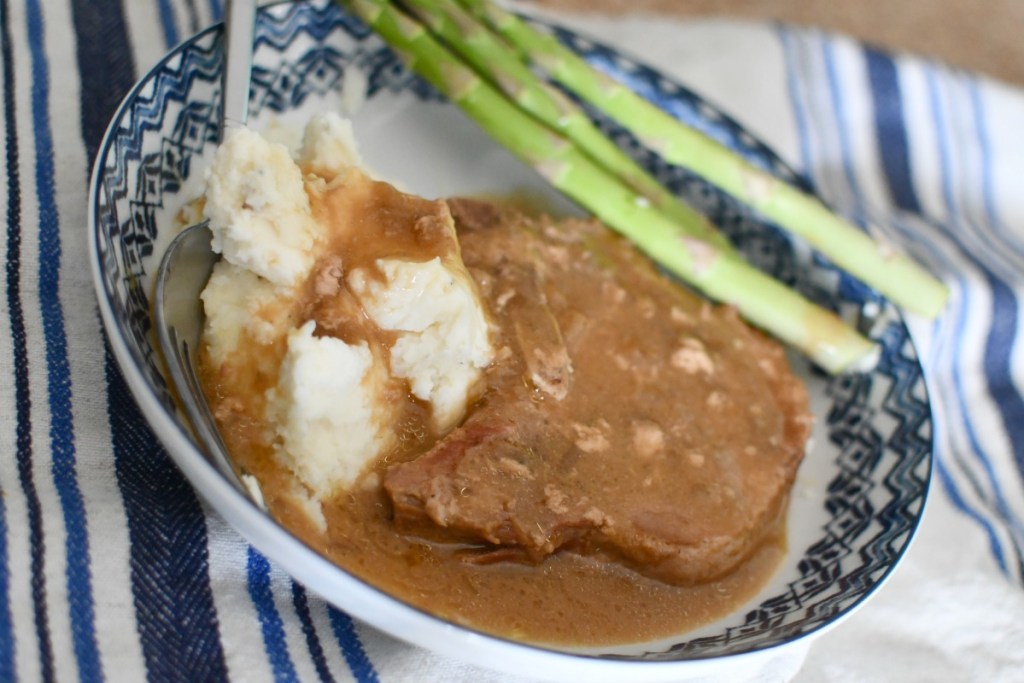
[221,0,258,132]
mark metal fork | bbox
[154,0,258,498]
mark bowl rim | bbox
[86,1,935,677]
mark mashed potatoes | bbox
[349,257,494,432]
[203,126,320,287]
[268,321,394,499]
[198,114,494,506]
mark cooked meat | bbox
[385,200,811,586]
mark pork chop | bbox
[385,200,811,586]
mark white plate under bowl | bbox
[88,1,933,680]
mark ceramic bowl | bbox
[88,1,933,680]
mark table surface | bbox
[539,0,1024,87]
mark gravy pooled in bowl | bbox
[197,116,812,646]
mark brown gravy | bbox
[200,171,810,646]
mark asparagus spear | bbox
[402,0,733,252]
[459,0,948,319]
[344,0,876,372]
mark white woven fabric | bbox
[1,0,1022,681]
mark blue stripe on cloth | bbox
[926,69,961,217]
[2,0,55,678]
[25,0,103,679]
[70,0,136,167]
[909,249,1019,574]
[209,0,223,23]
[777,28,815,193]
[327,606,378,683]
[247,548,298,683]
[0,492,12,681]
[982,276,1024,482]
[291,582,334,683]
[0,0,18,676]
[937,281,1015,576]
[182,0,200,36]
[157,0,179,49]
[968,83,1024,259]
[782,28,1020,576]
[81,2,228,678]
[935,456,1008,567]
[865,48,921,213]
[821,38,865,219]
[864,44,1015,473]
[104,345,229,682]
[925,68,1024,549]
[861,49,1024,576]
[968,87,1024,483]
[932,279,1024,577]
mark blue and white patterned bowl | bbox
[88,1,932,679]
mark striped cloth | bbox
[2,0,1023,681]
